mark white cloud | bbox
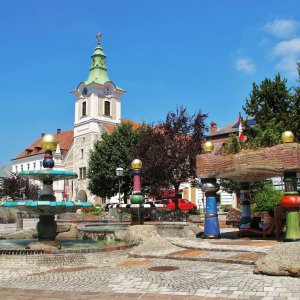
[234,58,256,74]
[264,19,299,38]
[272,38,300,77]
[273,38,300,56]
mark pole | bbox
[118,178,121,203]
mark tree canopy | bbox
[222,70,300,155]
[133,106,208,197]
[0,173,39,200]
[242,72,299,147]
[87,122,141,203]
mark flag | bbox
[238,113,245,141]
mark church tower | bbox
[72,33,125,202]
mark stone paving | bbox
[0,222,299,299]
[0,242,300,299]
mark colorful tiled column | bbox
[281,172,300,242]
[201,178,221,239]
[130,159,145,225]
[280,131,300,241]
[198,141,221,239]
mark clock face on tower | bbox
[103,86,112,96]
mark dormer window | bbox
[104,101,110,116]
[34,146,42,153]
[25,148,32,156]
[82,101,87,117]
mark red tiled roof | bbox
[13,119,142,161]
[121,118,142,130]
[102,123,117,134]
[102,119,142,134]
[13,130,74,160]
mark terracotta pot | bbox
[281,195,300,208]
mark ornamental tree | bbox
[87,122,141,203]
[0,173,39,200]
[133,106,208,204]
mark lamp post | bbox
[116,167,124,203]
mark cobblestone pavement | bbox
[0,249,300,299]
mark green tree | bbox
[87,122,141,203]
[133,106,208,203]
[243,74,293,147]
[219,179,282,212]
[1,173,39,199]
[290,63,300,140]
[250,181,282,212]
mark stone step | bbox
[130,249,264,265]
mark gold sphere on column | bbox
[131,159,142,170]
[41,134,58,151]
[282,131,295,143]
[203,141,214,153]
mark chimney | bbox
[57,128,61,134]
[41,133,45,137]
[210,122,217,134]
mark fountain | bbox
[0,134,92,249]
[77,158,198,241]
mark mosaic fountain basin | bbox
[0,238,135,254]
[1,200,92,215]
[77,223,130,242]
[77,223,130,233]
[0,170,93,214]
[17,169,78,181]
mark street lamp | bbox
[116,167,124,203]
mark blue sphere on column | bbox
[43,150,55,168]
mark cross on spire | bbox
[96,32,102,45]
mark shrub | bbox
[219,204,232,212]
[81,205,103,216]
[251,182,282,212]
[0,208,17,223]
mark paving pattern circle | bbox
[148,266,180,272]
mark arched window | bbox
[82,101,87,117]
[104,101,110,116]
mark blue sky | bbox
[1,0,300,165]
